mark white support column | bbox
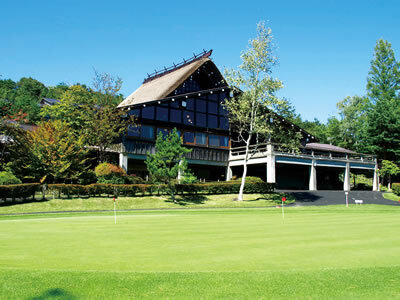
[344,162,350,191]
[309,160,317,191]
[119,153,128,173]
[226,165,232,181]
[266,144,276,183]
[373,162,379,191]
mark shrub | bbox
[125,174,145,184]
[231,176,264,183]
[392,183,400,196]
[95,163,125,177]
[95,163,126,184]
[0,171,22,185]
[0,183,40,200]
[79,170,97,185]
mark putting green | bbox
[1,206,400,299]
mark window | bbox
[195,133,207,145]
[156,107,168,121]
[127,125,140,137]
[156,128,169,137]
[141,125,154,139]
[219,116,229,130]
[142,106,155,119]
[181,100,187,108]
[208,93,218,101]
[196,113,206,127]
[196,99,206,113]
[219,104,228,116]
[128,109,140,117]
[208,101,218,114]
[220,136,229,147]
[186,98,195,110]
[183,132,195,144]
[209,135,219,147]
[170,109,182,123]
[170,100,179,108]
[183,111,194,126]
[208,114,218,129]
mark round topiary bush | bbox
[94,163,126,184]
[0,171,22,185]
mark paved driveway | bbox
[277,190,400,206]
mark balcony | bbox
[121,140,229,162]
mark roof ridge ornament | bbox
[143,49,212,84]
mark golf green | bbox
[1,206,400,299]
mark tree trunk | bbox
[238,136,252,201]
[238,162,248,201]
[388,175,392,191]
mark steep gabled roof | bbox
[118,50,226,108]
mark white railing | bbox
[230,143,376,163]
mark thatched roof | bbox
[118,57,212,108]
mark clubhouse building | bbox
[116,50,379,191]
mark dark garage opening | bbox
[276,163,309,190]
[231,164,266,181]
[316,166,343,190]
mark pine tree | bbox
[145,129,191,203]
[365,39,400,162]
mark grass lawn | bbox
[383,192,400,202]
[0,193,292,214]
[1,205,400,299]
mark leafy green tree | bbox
[86,71,131,163]
[40,85,95,134]
[7,120,88,183]
[364,39,400,162]
[14,77,48,122]
[45,83,69,99]
[145,129,191,203]
[223,22,300,201]
[297,118,328,143]
[379,160,400,191]
[336,95,370,152]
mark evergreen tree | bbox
[145,129,191,203]
[365,39,400,162]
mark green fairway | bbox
[1,206,400,299]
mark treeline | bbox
[0,71,132,183]
[0,71,124,123]
[293,39,400,165]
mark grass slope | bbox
[0,193,291,214]
[1,206,400,299]
[383,192,400,202]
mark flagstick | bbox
[282,199,284,223]
[113,197,117,224]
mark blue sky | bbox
[1,0,399,122]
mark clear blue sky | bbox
[1,0,399,122]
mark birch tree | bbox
[224,22,300,201]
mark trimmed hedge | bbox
[46,182,276,198]
[0,182,276,201]
[0,183,40,201]
[392,183,400,196]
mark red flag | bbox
[282,197,286,202]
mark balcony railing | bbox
[230,143,376,164]
[121,140,229,162]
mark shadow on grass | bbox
[0,198,48,207]
[30,288,76,300]
[166,194,208,206]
